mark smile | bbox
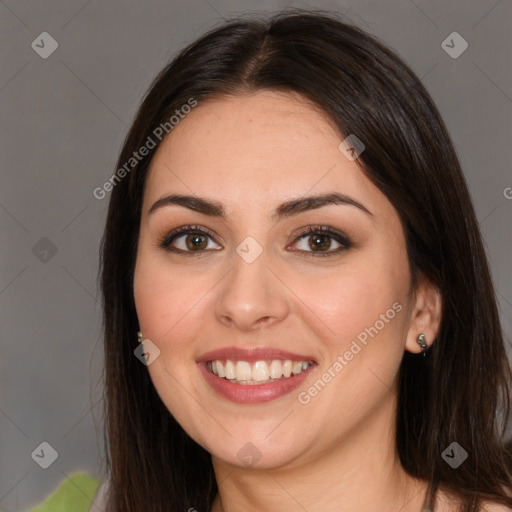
[207,359,315,384]
[197,346,318,403]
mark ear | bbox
[405,277,443,354]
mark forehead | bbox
[143,91,387,220]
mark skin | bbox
[133,90,446,511]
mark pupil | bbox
[187,234,206,250]
[311,234,329,251]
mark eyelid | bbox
[293,224,350,242]
[157,224,352,256]
[157,224,220,251]
[288,225,352,256]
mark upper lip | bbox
[196,346,317,363]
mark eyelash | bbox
[157,224,352,258]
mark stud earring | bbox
[417,333,428,357]
[137,331,143,344]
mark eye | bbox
[158,224,221,255]
[158,224,352,258]
[290,225,352,257]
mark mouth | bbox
[206,359,315,384]
[196,347,318,403]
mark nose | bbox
[213,247,290,332]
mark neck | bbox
[210,392,428,512]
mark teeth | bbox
[253,361,269,381]
[292,361,303,375]
[208,358,313,383]
[215,360,225,378]
[269,360,282,379]
[225,359,236,380]
[236,361,252,381]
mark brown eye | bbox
[158,224,351,258]
[291,226,352,257]
[308,233,333,251]
[184,233,208,251]
[159,225,221,255]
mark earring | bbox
[137,331,143,344]
[417,333,428,357]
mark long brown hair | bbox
[98,10,512,511]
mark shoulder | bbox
[479,489,512,512]
[435,486,512,512]
[479,484,512,511]
[479,503,512,512]
[89,479,109,512]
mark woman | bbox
[97,10,512,511]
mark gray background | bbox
[1,1,511,510]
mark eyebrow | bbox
[148,192,373,221]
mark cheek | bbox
[133,250,206,351]
[133,254,209,434]
[299,265,407,348]
[292,246,411,393]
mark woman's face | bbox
[133,90,430,470]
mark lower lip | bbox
[198,362,316,403]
